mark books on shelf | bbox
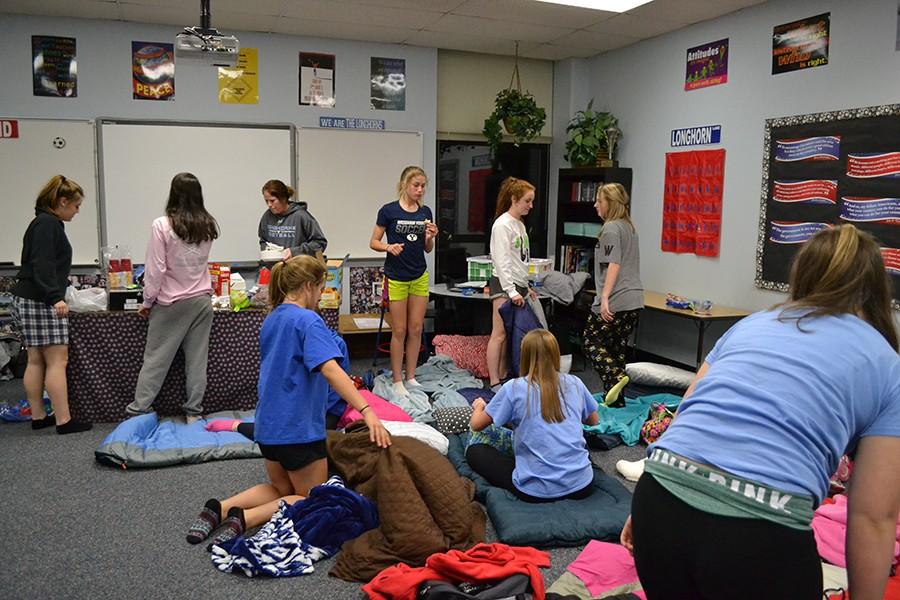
[569,179,604,203]
[559,244,595,275]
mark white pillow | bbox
[625,362,695,389]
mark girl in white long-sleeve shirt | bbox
[486,177,536,391]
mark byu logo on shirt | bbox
[407,233,418,241]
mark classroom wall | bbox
[0,13,438,277]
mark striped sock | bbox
[206,507,245,551]
[186,499,221,545]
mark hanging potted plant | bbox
[482,44,547,156]
[564,99,621,167]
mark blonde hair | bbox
[520,329,564,423]
[268,255,326,308]
[778,224,897,350]
[495,177,536,218]
[397,166,427,206]
[35,175,83,211]
[597,183,635,233]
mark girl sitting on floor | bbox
[186,255,391,547]
[468,329,600,503]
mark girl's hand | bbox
[600,297,614,322]
[53,300,69,318]
[527,288,538,301]
[138,306,151,319]
[387,243,404,256]
[364,411,392,448]
[620,515,634,554]
[424,223,438,241]
[281,248,293,260]
[472,398,487,411]
[511,294,525,307]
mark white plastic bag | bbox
[65,287,108,312]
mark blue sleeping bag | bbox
[498,301,543,377]
[95,410,259,469]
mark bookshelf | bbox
[555,167,633,283]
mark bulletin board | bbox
[756,104,900,306]
[0,118,100,266]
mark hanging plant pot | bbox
[503,116,523,135]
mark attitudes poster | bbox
[772,13,830,75]
[32,35,77,97]
[684,39,728,91]
[299,52,335,107]
[132,42,174,101]
[661,149,726,257]
[370,57,406,111]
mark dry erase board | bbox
[0,118,100,266]
[296,128,424,259]
[98,120,294,264]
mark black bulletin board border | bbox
[756,103,900,309]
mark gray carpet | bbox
[0,361,647,600]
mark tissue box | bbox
[108,289,143,311]
[466,256,493,280]
[320,255,346,309]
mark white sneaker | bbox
[616,457,646,482]
[405,378,423,388]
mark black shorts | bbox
[257,439,327,471]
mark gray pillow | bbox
[433,406,473,435]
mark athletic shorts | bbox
[257,439,327,471]
[387,271,429,301]
[488,276,528,301]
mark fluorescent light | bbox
[534,0,654,12]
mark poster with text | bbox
[757,104,900,306]
[661,149,725,257]
[299,52,335,107]
[370,57,406,111]
[132,42,174,101]
[684,38,728,91]
[772,13,830,75]
[32,35,77,97]
[218,48,258,104]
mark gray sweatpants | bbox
[127,295,213,417]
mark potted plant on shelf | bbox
[564,99,621,167]
[482,43,547,157]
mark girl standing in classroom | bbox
[581,183,643,406]
[487,176,537,392]
[186,255,391,546]
[126,172,218,422]
[468,329,600,502]
[620,225,900,600]
[369,166,437,396]
[11,174,92,434]
[258,179,328,259]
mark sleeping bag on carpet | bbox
[95,410,259,468]
[446,433,632,547]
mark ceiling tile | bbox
[520,43,601,60]
[404,29,532,55]
[212,10,278,33]
[554,28,639,51]
[270,16,412,43]
[585,12,684,39]
[425,13,573,43]
[453,0,616,29]
[2,0,121,20]
[279,0,443,28]
[625,0,737,24]
[212,0,282,16]
[350,0,464,10]
[119,3,196,26]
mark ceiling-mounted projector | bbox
[175,0,240,67]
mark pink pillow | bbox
[432,334,490,378]
[337,389,413,428]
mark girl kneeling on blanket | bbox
[468,329,600,503]
[186,255,391,546]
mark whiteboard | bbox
[0,119,100,265]
[99,120,294,264]
[297,128,424,259]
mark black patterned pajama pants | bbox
[582,309,641,393]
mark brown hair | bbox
[166,172,219,244]
[35,175,84,211]
[268,254,326,308]
[597,183,635,233]
[520,329,565,423]
[494,177,536,218]
[777,224,898,350]
[262,179,295,203]
[397,166,427,206]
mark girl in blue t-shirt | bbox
[185,255,391,547]
[369,166,437,397]
[468,329,600,502]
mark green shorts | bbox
[387,272,429,301]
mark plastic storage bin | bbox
[527,258,553,280]
[466,255,493,280]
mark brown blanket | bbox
[326,426,486,582]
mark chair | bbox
[372,276,430,366]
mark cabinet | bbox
[555,167,633,282]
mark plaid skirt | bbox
[11,296,69,347]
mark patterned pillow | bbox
[432,335,491,378]
[433,406,473,435]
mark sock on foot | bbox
[604,375,630,407]
[405,378,422,388]
[56,419,92,435]
[616,458,647,482]
[31,414,56,430]
[186,499,222,544]
[207,507,245,550]
[392,381,409,396]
